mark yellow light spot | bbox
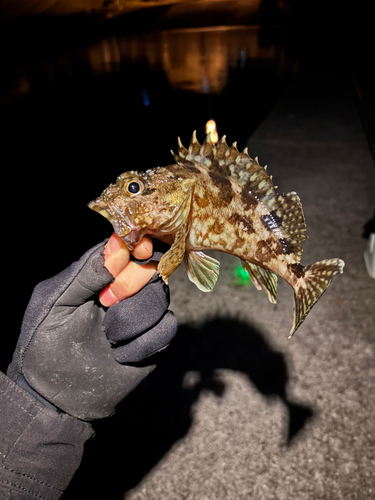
[205,120,218,143]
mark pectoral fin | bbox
[241,260,277,304]
[157,180,194,283]
[184,251,220,292]
[158,219,189,283]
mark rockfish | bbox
[89,132,344,337]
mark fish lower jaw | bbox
[112,221,130,238]
[120,228,144,251]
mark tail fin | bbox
[290,258,345,338]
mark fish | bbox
[88,132,345,337]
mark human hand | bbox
[99,232,157,307]
[7,237,178,420]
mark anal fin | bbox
[241,260,278,304]
[184,251,220,292]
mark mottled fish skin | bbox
[89,132,345,337]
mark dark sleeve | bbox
[0,371,94,499]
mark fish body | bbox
[89,132,344,337]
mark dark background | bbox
[0,2,374,497]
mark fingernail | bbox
[141,239,153,255]
[99,286,119,307]
[106,234,121,255]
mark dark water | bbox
[1,23,296,368]
[2,24,296,154]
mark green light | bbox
[233,265,253,286]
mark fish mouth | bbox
[88,198,131,239]
[88,199,113,221]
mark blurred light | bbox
[202,76,210,94]
[233,265,253,287]
[206,119,218,143]
[142,89,150,106]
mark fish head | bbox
[88,168,194,249]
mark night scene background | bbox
[0,1,374,499]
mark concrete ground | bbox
[64,38,375,500]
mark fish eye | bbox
[124,180,144,196]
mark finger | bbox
[103,233,131,277]
[132,235,153,261]
[111,311,178,363]
[99,260,157,307]
[104,275,171,343]
[103,233,153,277]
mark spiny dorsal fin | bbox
[172,133,278,207]
[172,133,307,261]
[171,132,215,169]
[172,132,267,180]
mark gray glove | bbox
[7,241,178,421]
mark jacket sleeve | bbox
[0,371,94,499]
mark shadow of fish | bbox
[89,132,344,337]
